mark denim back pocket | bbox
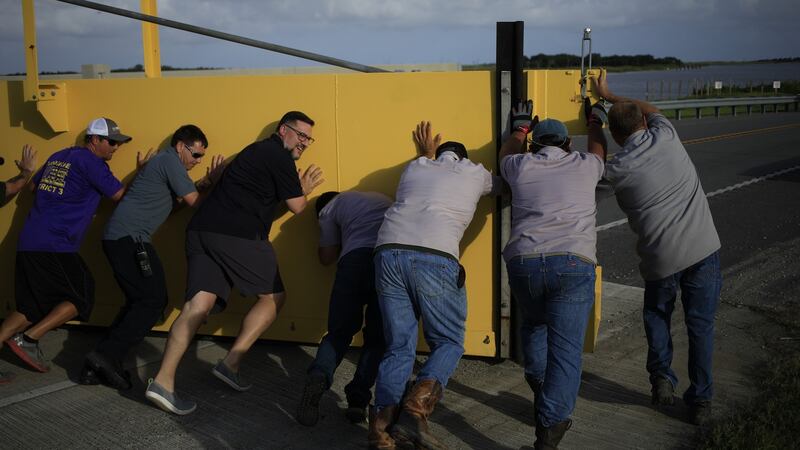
[554,260,596,302]
[412,258,447,298]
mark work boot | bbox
[534,418,572,450]
[390,379,448,450]
[651,376,675,406]
[689,400,712,426]
[368,405,398,450]
[524,373,543,410]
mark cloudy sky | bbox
[0,0,796,74]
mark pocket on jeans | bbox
[555,261,595,301]
[412,259,446,298]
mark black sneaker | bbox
[85,351,132,390]
[651,377,675,406]
[77,363,101,385]
[296,373,327,426]
[689,400,712,425]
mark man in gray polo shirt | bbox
[369,121,499,449]
[593,72,721,425]
[78,124,224,390]
[499,100,607,449]
[295,190,392,427]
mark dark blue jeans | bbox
[643,251,721,404]
[506,254,596,427]
[307,248,385,407]
[373,248,466,408]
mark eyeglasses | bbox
[284,123,315,144]
[183,142,205,159]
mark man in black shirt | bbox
[146,111,323,415]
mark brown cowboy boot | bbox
[534,419,572,450]
[390,379,448,450]
[368,405,398,450]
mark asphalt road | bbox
[594,111,800,287]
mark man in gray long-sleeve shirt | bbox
[594,72,721,426]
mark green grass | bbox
[697,351,800,449]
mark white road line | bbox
[596,164,800,231]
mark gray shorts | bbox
[185,230,284,312]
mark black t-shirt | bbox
[188,134,303,239]
[0,182,6,203]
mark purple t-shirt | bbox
[18,146,123,253]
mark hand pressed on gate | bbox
[136,148,155,170]
[299,164,324,196]
[16,144,37,176]
[412,121,441,159]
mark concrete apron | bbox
[0,281,760,449]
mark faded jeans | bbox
[643,251,721,404]
[373,248,466,408]
[507,253,596,427]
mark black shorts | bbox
[15,251,95,323]
[185,230,284,312]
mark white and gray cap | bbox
[86,117,132,143]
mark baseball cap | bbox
[531,119,568,144]
[86,118,132,143]
[435,141,468,160]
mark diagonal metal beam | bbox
[53,0,389,73]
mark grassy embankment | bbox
[697,307,800,449]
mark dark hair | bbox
[171,124,208,148]
[531,135,571,153]
[608,102,645,139]
[315,191,340,217]
[435,141,469,160]
[279,111,315,128]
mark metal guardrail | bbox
[652,95,800,119]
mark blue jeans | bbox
[643,251,721,404]
[506,254,596,427]
[373,248,467,408]
[307,248,385,407]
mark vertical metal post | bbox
[140,0,161,78]
[496,21,525,360]
[22,0,40,101]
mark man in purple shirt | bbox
[0,118,144,378]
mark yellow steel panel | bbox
[140,0,162,79]
[22,0,39,103]
[1,68,602,358]
[583,266,602,353]
[527,68,604,136]
[335,71,498,356]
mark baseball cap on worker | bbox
[531,118,568,146]
[86,118,132,143]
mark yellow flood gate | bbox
[0,68,603,357]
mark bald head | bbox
[608,101,646,145]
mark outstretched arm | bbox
[412,121,441,159]
[593,71,660,115]
[499,100,538,161]
[3,144,37,201]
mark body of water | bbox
[606,62,800,100]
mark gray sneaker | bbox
[145,378,197,415]
[5,333,49,373]
[212,360,252,392]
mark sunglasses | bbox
[101,137,121,147]
[183,142,205,159]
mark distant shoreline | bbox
[462,58,800,73]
